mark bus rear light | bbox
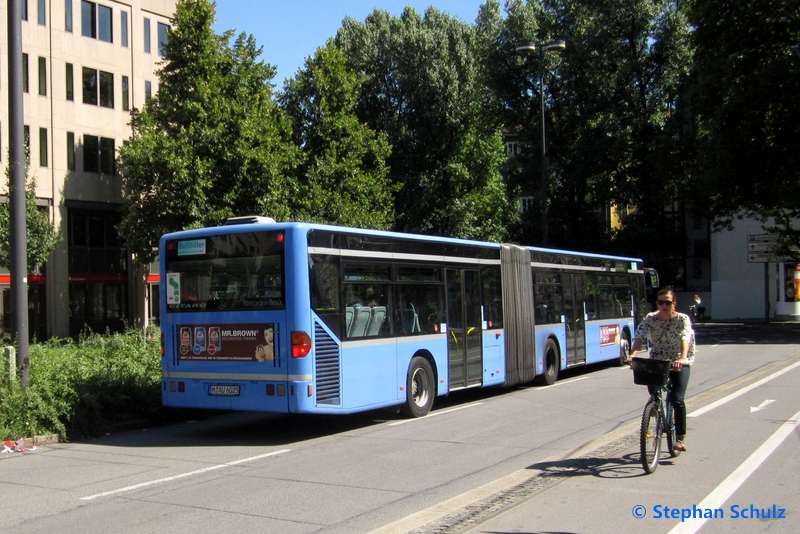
[161,333,165,356]
[177,381,185,393]
[308,385,313,397]
[169,381,176,392]
[266,384,275,396]
[291,331,312,358]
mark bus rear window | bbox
[164,232,284,312]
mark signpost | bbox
[746,234,787,263]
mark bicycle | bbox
[632,357,682,474]
[688,304,705,325]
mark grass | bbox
[0,328,167,441]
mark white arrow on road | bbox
[750,399,776,413]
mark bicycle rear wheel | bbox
[640,399,662,473]
[666,402,681,458]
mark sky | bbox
[212,1,487,87]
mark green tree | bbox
[686,0,800,257]
[478,0,691,270]
[336,7,514,242]
[0,155,61,272]
[118,0,299,265]
[280,42,396,229]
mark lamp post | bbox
[516,40,565,247]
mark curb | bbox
[33,434,60,446]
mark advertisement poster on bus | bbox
[177,323,276,364]
[599,324,620,346]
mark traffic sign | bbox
[748,234,780,243]
[747,242,776,253]
[748,253,791,263]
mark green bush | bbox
[0,329,163,441]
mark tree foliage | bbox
[118,0,298,265]
[280,42,396,229]
[0,155,61,272]
[479,0,691,260]
[686,0,800,255]
[335,7,514,242]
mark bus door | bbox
[446,268,483,389]
[563,273,586,366]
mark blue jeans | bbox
[648,365,690,437]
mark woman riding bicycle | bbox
[630,289,694,451]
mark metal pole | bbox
[539,48,548,247]
[764,262,770,323]
[8,0,30,388]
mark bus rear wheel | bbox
[402,356,435,418]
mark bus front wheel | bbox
[402,356,435,418]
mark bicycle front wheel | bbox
[640,399,662,474]
[666,402,681,458]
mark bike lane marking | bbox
[667,408,800,534]
[688,359,800,418]
[80,449,291,500]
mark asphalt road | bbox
[1,322,798,534]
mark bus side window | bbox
[395,284,443,335]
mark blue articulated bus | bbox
[160,217,658,417]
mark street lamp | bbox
[516,40,565,246]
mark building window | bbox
[122,75,129,111]
[67,132,75,171]
[65,0,73,32]
[99,71,114,108]
[121,11,128,47]
[81,1,96,38]
[39,128,48,167]
[84,135,98,172]
[66,63,74,101]
[80,1,111,42]
[98,4,112,42]
[67,209,129,337]
[83,134,115,174]
[82,67,113,108]
[38,0,46,25]
[22,0,28,21]
[693,259,702,279]
[157,22,169,56]
[100,137,115,174]
[38,57,47,96]
[22,54,29,93]
[143,17,151,53]
[519,196,536,214]
[145,80,152,101]
[82,67,97,105]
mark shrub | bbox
[0,329,163,441]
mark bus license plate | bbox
[209,385,240,396]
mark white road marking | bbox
[388,403,483,426]
[689,359,800,418]
[749,399,776,413]
[80,449,291,500]
[668,409,800,534]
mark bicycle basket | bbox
[631,357,671,386]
